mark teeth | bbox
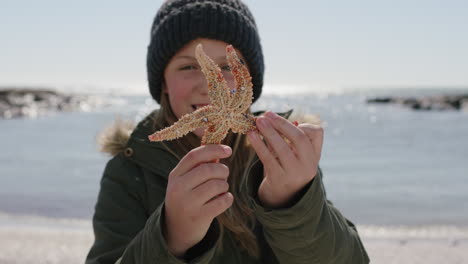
[194,104,208,109]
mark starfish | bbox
[148,43,256,145]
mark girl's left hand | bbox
[247,111,324,209]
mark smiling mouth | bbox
[191,104,210,111]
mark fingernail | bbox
[265,111,278,120]
[222,145,232,154]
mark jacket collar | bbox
[122,110,180,178]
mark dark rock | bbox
[367,94,468,111]
[0,87,103,119]
[366,97,394,103]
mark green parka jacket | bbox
[86,110,369,264]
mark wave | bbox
[358,225,468,240]
[0,211,91,231]
[2,211,467,240]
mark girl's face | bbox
[163,38,246,138]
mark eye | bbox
[179,65,198,71]
[221,65,231,71]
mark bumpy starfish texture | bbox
[148,44,256,145]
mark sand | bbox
[1,214,467,263]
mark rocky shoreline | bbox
[367,94,468,111]
[0,87,104,119]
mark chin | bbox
[194,127,205,138]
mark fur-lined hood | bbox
[97,118,136,156]
[97,109,321,156]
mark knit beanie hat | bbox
[147,0,264,103]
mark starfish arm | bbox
[230,113,257,134]
[201,122,230,145]
[195,44,231,108]
[148,44,256,146]
[148,106,215,142]
[226,45,254,113]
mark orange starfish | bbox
[148,43,256,145]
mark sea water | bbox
[1,89,467,228]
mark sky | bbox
[1,0,467,94]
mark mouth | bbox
[191,104,210,111]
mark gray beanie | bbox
[147,0,264,103]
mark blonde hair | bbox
[153,91,260,257]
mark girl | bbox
[86,0,369,263]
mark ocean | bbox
[1,88,468,229]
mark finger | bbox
[201,192,234,219]
[256,116,296,168]
[298,123,324,160]
[264,111,308,147]
[266,140,278,159]
[170,144,232,178]
[264,111,311,160]
[192,179,229,205]
[183,163,229,189]
[247,130,282,173]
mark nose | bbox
[194,72,209,96]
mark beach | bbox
[1,214,467,263]
[1,91,468,263]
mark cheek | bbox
[225,78,235,89]
[223,73,236,89]
[168,82,191,100]
[165,79,193,117]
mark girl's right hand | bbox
[163,144,234,257]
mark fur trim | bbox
[97,118,135,156]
